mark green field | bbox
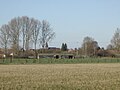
[1,58,120,64]
[0,64,120,90]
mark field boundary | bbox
[0,58,120,64]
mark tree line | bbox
[60,28,120,57]
[0,16,55,57]
[77,28,120,57]
[0,16,120,58]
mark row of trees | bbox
[60,28,120,57]
[0,16,55,57]
[0,16,120,58]
[78,28,120,57]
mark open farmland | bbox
[0,64,120,90]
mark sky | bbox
[0,0,120,49]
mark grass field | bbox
[0,64,120,90]
[1,58,120,64]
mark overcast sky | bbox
[0,0,120,48]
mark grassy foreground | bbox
[0,64,120,90]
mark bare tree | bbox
[9,16,35,55]
[9,17,21,54]
[92,41,99,56]
[111,28,120,51]
[82,36,98,57]
[0,24,10,55]
[21,16,35,51]
[107,44,113,50]
[0,16,55,58]
[32,19,41,58]
[40,20,55,48]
